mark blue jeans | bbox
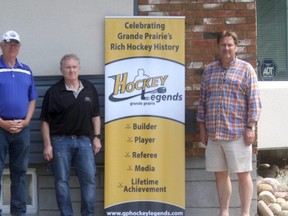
[51,136,96,216]
[0,127,30,216]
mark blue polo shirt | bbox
[0,55,38,119]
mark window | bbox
[257,0,288,81]
[0,168,37,214]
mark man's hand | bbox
[93,138,102,154]
[199,122,208,145]
[244,128,256,146]
[1,119,27,133]
[43,145,53,161]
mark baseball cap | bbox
[2,30,20,43]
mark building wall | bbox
[137,0,257,130]
[0,0,135,76]
[36,165,105,216]
[2,1,259,215]
[137,0,258,216]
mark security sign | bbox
[260,58,277,81]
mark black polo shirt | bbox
[40,78,100,136]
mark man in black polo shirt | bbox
[40,54,101,216]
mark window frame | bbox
[0,168,37,214]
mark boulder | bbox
[257,200,274,216]
[275,192,288,199]
[279,210,288,216]
[259,191,276,205]
[257,183,274,194]
[258,169,278,178]
[268,203,282,215]
[258,164,271,169]
[281,202,288,210]
[258,164,280,178]
[257,175,264,185]
[276,197,287,205]
[271,165,280,176]
[263,177,280,191]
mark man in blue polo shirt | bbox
[0,30,38,216]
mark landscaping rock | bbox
[276,197,286,205]
[268,203,281,215]
[279,210,288,216]
[258,183,275,194]
[257,166,288,216]
[275,192,288,199]
[257,176,264,185]
[259,191,276,205]
[258,200,274,216]
[258,164,279,178]
[263,178,280,191]
[281,202,288,210]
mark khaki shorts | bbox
[205,137,252,173]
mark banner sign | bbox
[104,16,185,216]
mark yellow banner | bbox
[105,17,185,65]
[105,16,185,215]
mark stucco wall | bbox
[0,0,134,76]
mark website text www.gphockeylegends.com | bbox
[106,210,184,216]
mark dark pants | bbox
[51,135,96,216]
[0,127,30,216]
